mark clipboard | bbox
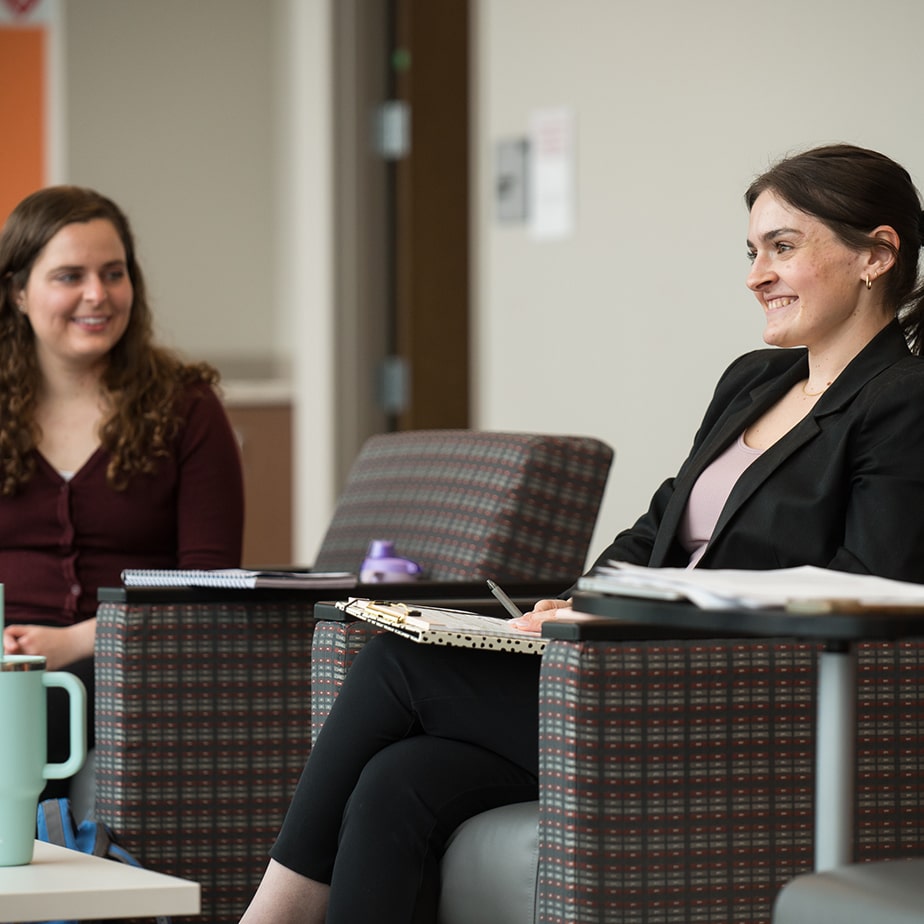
[334,598,547,655]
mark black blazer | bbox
[590,321,924,584]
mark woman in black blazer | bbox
[241,144,924,924]
[580,319,924,579]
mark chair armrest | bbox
[536,634,924,923]
[543,617,723,642]
[98,579,568,608]
[536,636,818,923]
[94,597,317,923]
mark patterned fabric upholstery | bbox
[311,619,383,745]
[537,639,817,923]
[310,429,613,740]
[308,635,924,923]
[534,638,924,924]
[312,430,614,581]
[771,642,924,922]
[94,599,317,924]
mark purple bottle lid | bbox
[360,539,422,583]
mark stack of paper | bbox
[577,562,924,612]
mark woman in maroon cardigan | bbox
[0,186,244,793]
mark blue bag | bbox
[36,797,170,924]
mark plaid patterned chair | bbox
[93,594,318,924]
[91,429,614,924]
[312,429,615,581]
[310,629,924,924]
[309,429,614,738]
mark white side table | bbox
[0,841,200,922]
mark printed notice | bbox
[529,107,575,240]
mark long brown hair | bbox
[0,185,219,494]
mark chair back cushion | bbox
[313,430,613,582]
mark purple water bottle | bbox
[360,540,422,583]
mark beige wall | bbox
[473,0,924,560]
[61,0,335,562]
[65,0,279,365]
[57,0,924,567]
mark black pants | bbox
[42,655,95,801]
[271,633,541,923]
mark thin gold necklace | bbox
[802,381,831,397]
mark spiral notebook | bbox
[335,598,547,655]
[121,568,357,590]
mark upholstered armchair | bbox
[310,618,924,924]
[89,429,614,923]
[308,429,614,739]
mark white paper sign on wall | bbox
[528,107,575,240]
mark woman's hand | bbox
[509,597,574,634]
[3,618,96,670]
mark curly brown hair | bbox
[0,186,220,495]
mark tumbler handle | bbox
[42,671,87,780]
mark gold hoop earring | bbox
[865,275,873,290]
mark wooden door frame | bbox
[394,0,470,431]
[331,0,471,489]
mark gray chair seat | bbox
[773,858,924,924]
[438,801,539,924]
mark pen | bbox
[487,579,525,619]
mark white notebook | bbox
[121,568,357,590]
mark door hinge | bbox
[378,355,409,414]
[375,100,411,160]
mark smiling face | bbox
[746,190,885,353]
[17,218,133,378]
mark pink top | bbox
[679,433,763,567]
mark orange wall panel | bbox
[0,27,45,224]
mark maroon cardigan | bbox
[0,382,244,627]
